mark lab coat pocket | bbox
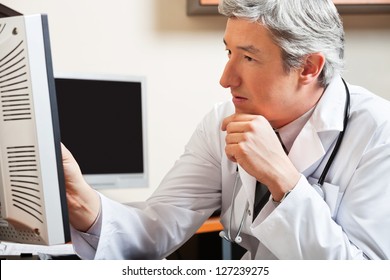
[308,177,343,219]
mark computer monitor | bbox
[0,14,70,245]
[54,73,148,189]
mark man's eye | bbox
[226,49,231,56]
[244,55,253,62]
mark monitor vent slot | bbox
[0,38,32,122]
[0,23,6,35]
[0,223,43,244]
[0,23,7,35]
[6,145,43,224]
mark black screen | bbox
[55,77,144,175]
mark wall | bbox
[2,0,390,203]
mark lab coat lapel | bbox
[237,165,256,210]
[288,75,347,176]
[288,120,325,175]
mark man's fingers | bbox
[221,114,235,131]
[225,132,247,144]
[221,113,257,131]
[225,144,238,163]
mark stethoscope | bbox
[220,78,351,244]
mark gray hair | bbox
[218,0,345,87]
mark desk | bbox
[196,216,223,234]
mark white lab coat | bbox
[72,75,390,259]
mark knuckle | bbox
[247,121,257,132]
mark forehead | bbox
[224,18,280,54]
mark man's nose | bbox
[220,60,240,89]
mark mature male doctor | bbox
[63,0,390,259]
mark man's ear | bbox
[299,53,326,85]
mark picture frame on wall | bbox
[0,4,22,17]
[187,0,390,15]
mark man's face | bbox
[220,18,302,128]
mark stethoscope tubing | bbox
[317,78,350,186]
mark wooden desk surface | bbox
[196,216,223,234]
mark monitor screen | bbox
[0,14,70,245]
[54,73,148,189]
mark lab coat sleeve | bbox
[255,142,390,260]
[254,176,361,259]
[70,199,102,260]
[71,104,226,259]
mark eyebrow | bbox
[223,38,261,54]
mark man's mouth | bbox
[232,95,248,103]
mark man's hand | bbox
[221,114,300,201]
[61,143,101,232]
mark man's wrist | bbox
[272,188,293,203]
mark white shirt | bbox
[71,75,390,260]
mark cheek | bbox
[250,80,293,114]
[244,67,296,112]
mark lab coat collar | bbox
[311,74,346,133]
[289,74,347,173]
